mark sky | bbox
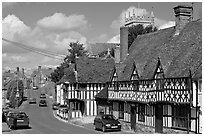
[1,1,202,75]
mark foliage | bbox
[128,24,158,49]
[64,41,87,63]
[50,41,87,83]
[6,79,24,108]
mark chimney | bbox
[38,66,41,72]
[22,68,24,75]
[120,26,129,62]
[114,45,120,63]
[173,5,193,36]
[17,67,19,72]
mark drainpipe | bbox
[195,80,198,134]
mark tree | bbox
[50,41,87,83]
[128,24,157,49]
[64,41,87,63]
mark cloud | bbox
[2,14,88,71]
[107,34,120,43]
[3,14,88,53]
[2,53,29,64]
[158,21,175,30]
[37,13,88,30]
[53,31,88,51]
[2,14,31,41]
[2,2,17,8]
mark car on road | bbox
[6,110,29,129]
[2,107,12,122]
[52,102,60,110]
[93,114,121,132]
[40,93,46,99]
[33,86,38,90]
[29,98,37,104]
[39,99,47,107]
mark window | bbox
[146,105,154,116]
[199,80,202,92]
[163,105,169,116]
[119,102,124,119]
[138,104,145,122]
[172,104,189,129]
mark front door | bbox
[155,104,163,133]
[131,105,136,130]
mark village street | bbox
[2,88,133,134]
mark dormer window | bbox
[153,58,165,79]
[112,71,118,82]
[111,67,118,82]
[130,62,139,81]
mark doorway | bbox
[131,105,136,130]
[155,104,163,133]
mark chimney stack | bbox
[22,68,24,75]
[114,45,120,63]
[173,5,193,36]
[120,26,129,62]
[38,66,41,72]
[17,67,19,72]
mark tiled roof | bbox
[77,57,115,83]
[58,67,76,84]
[31,68,53,78]
[119,19,202,80]
[87,43,119,55]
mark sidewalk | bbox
[53,111,195,134]
[52,110,135,133]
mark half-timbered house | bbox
[95,5,202,133]
[56,57,115,118]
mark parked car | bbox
[52,102,60,110]
[6,110,29,129]
[40,93,46,99]
[2,107,12,122]
[29,98,37,104]
[93,114,121,132]
[32,86,38,90]
[39,99,47,107]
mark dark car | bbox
[6,111,29,129]
[2,107,12,122]
[40,93,46,99]
[93,114,121,132]
[39,99,47,107]
[29,98,37,104]
[52,102,60,110]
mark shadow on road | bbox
[15,126,32,130]
[2,129,12,133]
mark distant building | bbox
[31,66,53,88]
[2,67,28,106]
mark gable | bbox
[153,58,165,79]
[111,68,118,82]
[130,63,139,81]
